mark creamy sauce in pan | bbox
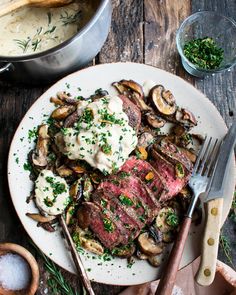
[55,96,138,174]
[0,0,94,56]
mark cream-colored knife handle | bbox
[195,198,223,286]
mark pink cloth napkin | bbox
[119,257,236,295]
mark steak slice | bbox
[119,95,141,132]
[150,149,191,202]
[120,156,168,200]
[77,202,123,249]
[92,191,140,242]
[154,139,193,172]
[99,173,160,224]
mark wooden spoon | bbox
[0,0,73,18]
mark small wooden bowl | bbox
[0,243,39,295]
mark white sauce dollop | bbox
[56,96,138,174]
[35,169,70,215]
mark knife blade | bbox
[205,121,236,201]
[196,121,236,286]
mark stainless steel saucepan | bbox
[0,0,112,85]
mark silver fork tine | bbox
[197,137,212,175]
[192,135,207,175]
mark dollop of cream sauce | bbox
[35,169,70,215]
[56,96,138,174]
[0,0,93,56]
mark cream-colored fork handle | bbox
[195,198,223,286]
[0,0,29,18]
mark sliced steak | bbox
[77,202,123,249]
[119,95,141,132]
[98,180,145,229]
[150,149,191,202]
[154,139,193,172]
[92,191,140,242]
[99,173,160,223]
[120,156,168,200]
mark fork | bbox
[155,136,220,295]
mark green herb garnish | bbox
[184,37,224,69]
[166,212,179,227]
[119,194,134,206]
[103,218,114,233]
[101,143,112,154]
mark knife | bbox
[195,121,236,286]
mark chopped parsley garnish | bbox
[166,212,179,227]
[119,194,134,206]
[23,161,32,172]
[101,199,108,207]
[175,163,185,178]
[28,127,38,143]
[101,143,112,155]
[184,37,224,69]
[44,197,54,207]
[98,109,124,126]
[103,218,114,233]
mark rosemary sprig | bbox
[60,11,82,26]
[219,234,234,268]
[13,38,31,53]
[31,242,82,295]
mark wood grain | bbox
[98,0,144,63]
[144,0,194,83]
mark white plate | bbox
[8,62,235,285]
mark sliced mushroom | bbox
[156,207,179,233]
[113,80,152,111]
[75,227,104,255]
[65,204,75,225]
[50,96,64,106]
[138,232,163,256]
[26,213,56,223]
[172,125,186,137]
[162,231,176,243]
[150,85,177,116]
[77,205,90,229]
[179,147,197,163]
[51,105,76,120]
[70,179,83,202]
[136,250,148,260]
[57,91,78,105]
[57,165,74,178]
[146,112,166,128]
[111,244,136,258]
[90,89,109,101]
[138,132,154,148]
[68,161,86,174]
[113,80,144,98]
[149,226,163,243]
[83,177,93,201]
[64,111,79,128]
[175,108,197,128]
[148,255,162,267]
[32,124,50,167]
[37,221,56,232]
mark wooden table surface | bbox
[0,0,235,294]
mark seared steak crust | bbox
[119,95,141,132]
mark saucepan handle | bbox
[0,62,12,74]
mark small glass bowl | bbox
[176,11,236,78]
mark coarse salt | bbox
[0,253,31,290]
[172,285,184,295]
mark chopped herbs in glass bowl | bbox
[176,11,236,77]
